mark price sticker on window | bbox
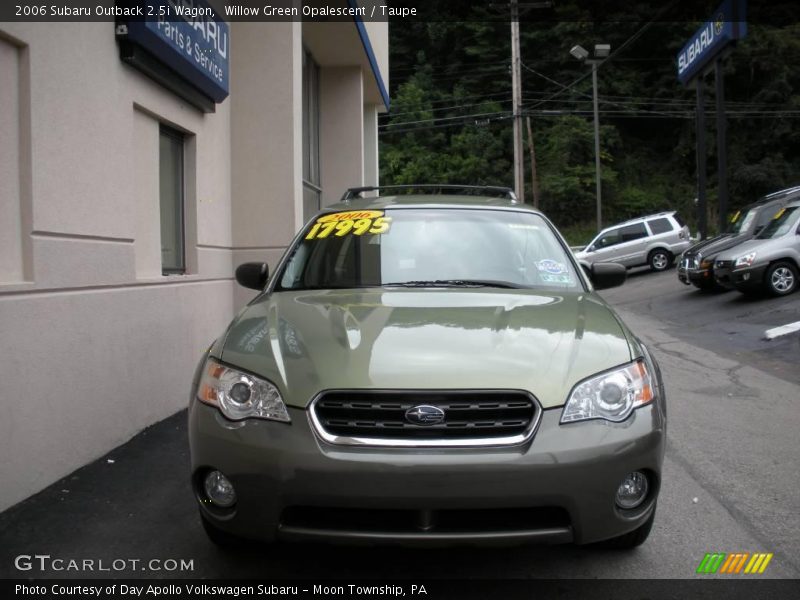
[773,208,786,220]
[305,210,392,240]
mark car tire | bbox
[764,261,798,296]
[200,513,245,547]
[648,249,672,272]
[598,507,656,550]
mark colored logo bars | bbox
[696,552,773,574]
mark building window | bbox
[159,125,185,274]
[302,49,321,221]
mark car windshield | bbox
[756,206,800,239]
[727,208,756,234]
[277,208,582,291]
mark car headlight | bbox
[561,359,655,424]
[735,252,757,267]
[197,358,290,422]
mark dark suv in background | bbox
[677,186,800,290]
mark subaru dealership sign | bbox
[118,0,229,105]
[677,0,746,86]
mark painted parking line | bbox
[763,321,800,340]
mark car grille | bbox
[310,390,540,447]
[280,506,571,537]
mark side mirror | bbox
[590,262,626,290]
[235,262,269,290]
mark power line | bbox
[391,64,511,85]
[379,98,513,119]
[379,108,513,129]
[390,59,511,75]
[524,7,671,113]
[380,119,512,136]
[379,107,800,136]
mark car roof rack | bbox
[340,184,518,203]
[614,211,675,227]
[763,185,800,199]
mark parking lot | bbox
[1,266,798,581]
[600,267,800,386]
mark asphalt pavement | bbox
[1,268,798,581]
[600,267,800,385]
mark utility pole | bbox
[715,57,728,235]
[525,116,541,208]
[496,1,549,202]
[510,0,524,200]
[570,43,609,232]
[591,62,602,230]
[696,76,707,240]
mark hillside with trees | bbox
[378,5,800,240]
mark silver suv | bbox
[714,200,800,296]
[575,212,691,272]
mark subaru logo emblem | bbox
[405,405,445,426]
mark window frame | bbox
[591,228,622,250]
[646,217,673,235]
[159,124,186,275]
[619,222,649,243]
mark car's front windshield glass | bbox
[757,206,800,239]
[727,208,755,234]
[277,208,582,291]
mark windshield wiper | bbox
[383,279,523,289]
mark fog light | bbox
[615,471,649,509]
[203,470,237,508]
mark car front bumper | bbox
[714,263,768,291]
[677,265,715,286]
[189,399,665,546]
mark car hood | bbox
[715,236,787,262]
[684,233,745,258]
[219,289,635,409]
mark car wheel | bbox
[765,261,798,296]
[200,513,244,547]
[648,250,672,272]
[599,507,656,550]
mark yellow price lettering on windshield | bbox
[730,210,741,223]
[773,208,786,220]
[305,211,392,240]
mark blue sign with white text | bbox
[125,0,229,102]
[676,0,746,86]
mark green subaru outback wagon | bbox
[189,186,666,548]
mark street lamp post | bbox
[571,43,609,232]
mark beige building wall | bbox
[0,16,388,513]
[230,22,304,308]
[0,22,235,513]
[363,105,380,187]
[320,66,365,205]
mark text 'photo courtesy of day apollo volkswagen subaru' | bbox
[188,185,666,549]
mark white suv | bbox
[575,212,691,272]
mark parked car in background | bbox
[574,212,690,272]
[677,186,800,290]
[714,200,800,296]
[189,185,666,550]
